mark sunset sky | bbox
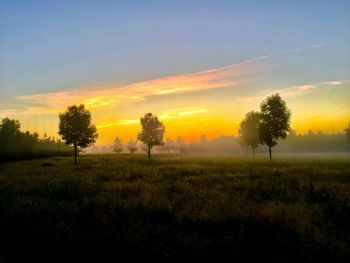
[1,1,349,145]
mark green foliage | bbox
[59,104,98,148]
[0,154,349,261]
[259,93,291,148]
[0,118,72,161]
[238,94,291,159]
[137,113,165,159]
[59,104,98,163]
[239,111,261,156]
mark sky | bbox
[0,0,349,145]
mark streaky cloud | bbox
[11,43,323,115]
[251,79,345,101]
[96,107,208,129]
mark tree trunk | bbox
[74,143,77,165]
[269,145,272,161]
[148,146,151,160]
[253,147,255,159]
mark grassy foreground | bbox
[0,154,349,262]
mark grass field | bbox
[0,154,350,262]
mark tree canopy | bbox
[259,93,291,160]
[0,118,71,161]
[137,113,165,159]
[59,104,98,164]
[113,137,123,154]
[239,111,261,157]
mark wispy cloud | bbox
[252,80,345,100]
[96,107,208,129]
[278,84,317,97]
[9,43,324,115]
[232,79,345,106]
[15,62,253,114]
[97,119,140,128]
[0,108,21,117]
[279,80,344,97]
[159,107,208,119]
[289,43,324,53]
[322,81,343,86]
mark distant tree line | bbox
[83,91,348,160]
[276,130,350,153]
[0,118,72,161]
[346,124,350,141]
[2,93,349,163]
[89,130,349,156]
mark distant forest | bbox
[91,131,350,155]
[1,117,349,162]
[0,118,72,161]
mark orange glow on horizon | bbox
[1,53,348,146]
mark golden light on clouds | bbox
[15,58,257,115]
[1,46,349,145]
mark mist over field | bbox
[86,132,350,156]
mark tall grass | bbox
[0,154,349,262]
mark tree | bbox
[137,113,165,159]
[237,136,249,155]
[59,104,98,164]
[345,124,350,141]
[0,118,71,160]
[175,137,187,153]
[0,118,21,155]
[259,93,291,160]
[113,137,123,154]
[162,138,175,153]
[126,140,138,154]
[239,111,261,158]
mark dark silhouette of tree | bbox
[113,137,123,154]
[0,118,71,161]
[345,124,350,141]
[0,118,21,155]
[126,140,138,153]
[137,113,165,159]
[239,111,261,158]
[59,105,98,164]
[259,93,291,160]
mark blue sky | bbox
[0,1,349,143]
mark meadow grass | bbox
[0,153,349,262]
